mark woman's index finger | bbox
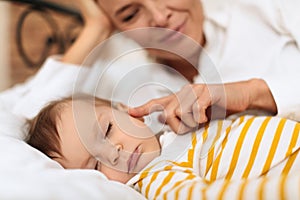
[128,96,171,117]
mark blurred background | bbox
[0,0,82,91]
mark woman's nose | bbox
[149,4,171,27]
[108,144,123,166]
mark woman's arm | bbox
[220,78,277,115]
[61,0,113,65]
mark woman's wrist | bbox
[247,78,277,114]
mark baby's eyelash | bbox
[105,123,113,138]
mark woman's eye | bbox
[105,123,113,138]
[122,8,139,22]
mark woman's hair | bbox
[26,94,111,159]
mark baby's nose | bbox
[108,144,123,166]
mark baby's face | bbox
[54,101,161,183]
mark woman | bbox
[65,0,300,134]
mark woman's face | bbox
[55,101,161,183]
[99,0,205,60]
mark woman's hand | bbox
[74,0,113,34]
[62,0,114,64]
[129,79,277,134]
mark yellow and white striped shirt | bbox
[127,115,300,200]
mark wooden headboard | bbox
[1,0,83,85]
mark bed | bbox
[2,0,300,199]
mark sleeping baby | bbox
[26,94,300,199]
[26,94,161,183]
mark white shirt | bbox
[200,0,300,120]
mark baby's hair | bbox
[26,94,111,159]
[26,97,71,159]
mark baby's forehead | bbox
[61,99,113,121]
[56,99,114,127]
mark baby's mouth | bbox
[127,145,142,174]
